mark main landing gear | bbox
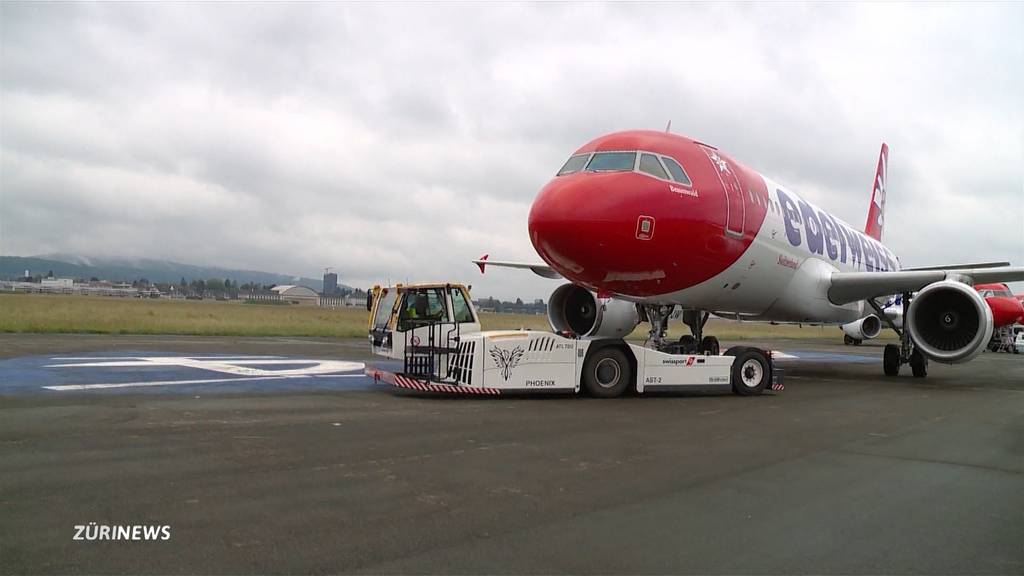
[642,305,720,356]
[871,292,928,378]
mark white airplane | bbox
[477,130,1024,377]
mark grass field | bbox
[0,293,883,341]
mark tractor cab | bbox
[367,283,480,361]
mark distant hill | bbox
[0,255,347,293]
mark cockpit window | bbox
[559,149,694,185]
[585,152,637,172]
[660,156,692,186]
[557,154,590,176]
[639,154,669,180]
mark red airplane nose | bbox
[528,173,633,288]
[528,172,741,297]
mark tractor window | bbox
[557,154,590,176]
[372,289,397,330]
[661,156,693,186]
[639,153,669,180]
[450,287,475,323]
[398,288,448,331]
[585,152,637,172]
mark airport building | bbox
[270,285,319,306]
[40,278,74,290]
[323,272,339,296]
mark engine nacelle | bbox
[841,315,882,341]
[547,283,639,338]
[907,280,994,364]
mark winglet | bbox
[476,254,489,274]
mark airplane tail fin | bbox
[864,143,888,241]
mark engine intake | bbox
[547,284,639,338]
[907,280,993,363]
[841,315,882,341]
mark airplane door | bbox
[699,145,745,237]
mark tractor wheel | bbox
[727,348,769,396]
[582,347,632,398]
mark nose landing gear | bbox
[682,309,720,355]
[642,305,721,356]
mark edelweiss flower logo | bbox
[489,346,525,381]
[709,152,729,173]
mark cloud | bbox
[1,2,1021,298]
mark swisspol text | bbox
[73,523,171,541]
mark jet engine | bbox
[841,315,882,341]
[907,280,994,363]
[547,283,640,338]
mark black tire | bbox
[853,338,862,346]
[909,348,928,378]
[844,334,853,346]
[582,347,632,398]
[699,336,720,356]
[883,344,900,376]
[727,348,769,396]
[678,335,698,354]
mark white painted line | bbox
[44,356,365,377]
[50,356,284,361]
[47,361,167,368]
[42,373,364,391]
[47,359,334,368]
[772,351,800,359]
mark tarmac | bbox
[1,333,1023,574]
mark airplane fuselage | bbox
[528,130,898,323]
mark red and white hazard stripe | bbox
[392,374,501,395]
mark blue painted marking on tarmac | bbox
[0,351,378,395]
[774,350,878,364]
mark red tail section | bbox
[864,143,888,241]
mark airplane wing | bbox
[828,267,1024,305]
[901,261,1010,272]
[473,254,562,280]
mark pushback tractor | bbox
[365,283,783,398]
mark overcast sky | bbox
[2,2,1022,299]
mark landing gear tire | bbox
[699,336,720,356]
[582,347,632,398]
[727,348,769,396]
[910,349,928,378]
[678,335,698,354]
[883,344,900,377]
